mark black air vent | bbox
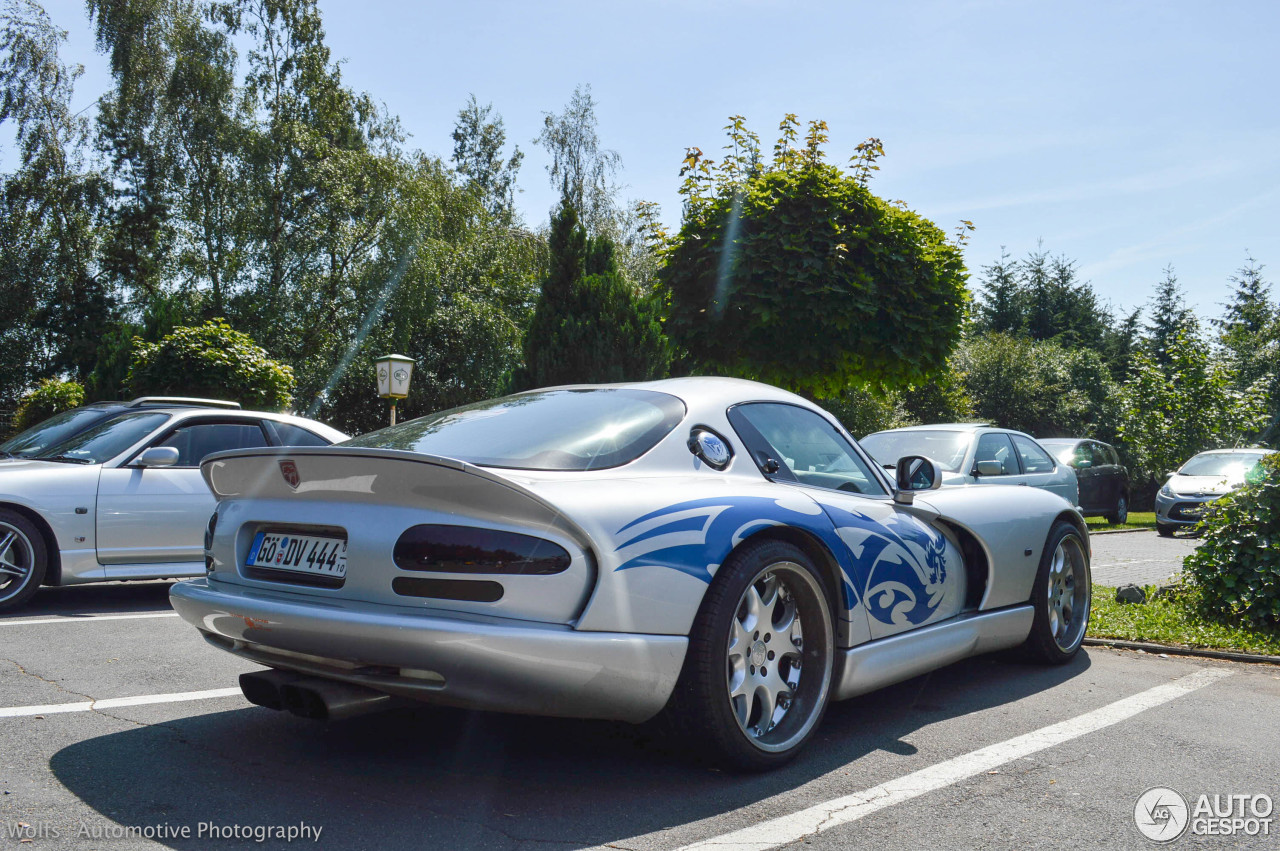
[392,577,504,603]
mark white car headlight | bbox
[1159,484,1174,497]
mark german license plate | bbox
[247,530,347,577]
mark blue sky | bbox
[22,0,1280,320]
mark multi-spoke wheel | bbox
[664,539,834,770]
[0,509,46,612]
[1023,520,1091,664]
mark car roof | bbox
[531,376,813,414]
[1190,447,1276,456]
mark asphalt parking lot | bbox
[1,532,1276,851]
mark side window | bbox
[156,422,270,467]
[1073,443,1092,468]
[730,404,887,496]
[1088,442,1109,468]
[974,433,1017,475]
[1012,435,1056,474]
[1104,444,1121,466]
[270,422,331,447]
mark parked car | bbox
[1038,438,1130,524]
[0,398,348,611]
[171,378,1090,769]
[860,424,1079,506]
[1155,448,1276,536]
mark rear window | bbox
[343,389,686,471]
[860,429,970,471]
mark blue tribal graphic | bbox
[612,495,860,609]
[613,495,955,627]
[819,503,952,627]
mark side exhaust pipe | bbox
[279,677,401,721]
[239,669,304,711]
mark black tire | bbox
[0,508,48,612]
[663,539,834,771]
[1156,522,1175,538]
[1105,493,1129,525]
[1023,521,1091,665]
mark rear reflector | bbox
[393,524,571,575]
[392,577,504,602]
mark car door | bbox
[728,402,966,642]
[971,432,1023,486]
[1010,434,1074,503]
[1072,442,1102,510]
[96,418,271,565]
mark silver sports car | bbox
[172,378,1091,769]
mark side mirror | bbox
[135,446,179,468]
[974,459,1004,476]
[1164,470,1176,480]
[894,455,942,504]
[1073,458,1091,469]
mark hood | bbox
[1166,474,1240,496]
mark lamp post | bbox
[374,354,414,426]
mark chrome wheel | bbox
[0,521,37,604]
[1046,534,1089,653]
[727,567,805,739]
[722,558,831,755]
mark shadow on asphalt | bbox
[49,651,1091,849]
[1,580,175,619]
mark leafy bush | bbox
[127,319,294,411]
[661,116,968,398]
[1183,453,1280,629]
[11,379,85,434]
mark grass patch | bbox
[1087,511,1156,531]
[1089,584,1280,656]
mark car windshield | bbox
[859,430,970,472]
[343,389,686,471]
[1178,452,1270,478]
[1039,440,1078,464]
[0,407,116,458]
[35,412,171,465]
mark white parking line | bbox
[0,687,243,718]
[0,611,179,626]
[674,667,1231,851]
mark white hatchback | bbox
[0,398,347,611]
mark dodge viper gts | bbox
[171,377,1091,769]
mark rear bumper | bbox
[170,579,687,723]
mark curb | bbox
[1088,526,1153,536]
[1085,637,1280,666]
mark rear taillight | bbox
[204,511,218,551]
[393,525,571,575]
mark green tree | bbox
[0,0,110,402]
[956,332,1116,439]
[515,202,668,390]
[1117,324,1267,485]
[972,249,1021,335]
[451,94,522,219]
[535,84,620,235]
[10,377,83,434]
[662,115,968,398]
[1143,265,1193,366]
[127,318,294,409]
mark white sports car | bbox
[172,378,1091,769]
[0,399,347,611]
